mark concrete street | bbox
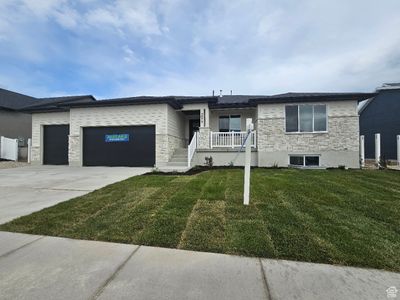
[0,231,398,300]
[0,165,151,223]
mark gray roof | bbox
[0,88,38,110]
[22,95,96,110]
[0,88,96,112]
[207,92,376,108]
[15,90,376,112]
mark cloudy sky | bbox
[0,0,399,99]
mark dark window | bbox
[219,116,230,132]
[219,115,241,132]
[285,106,298,132]
[230,115,241,132]
[305,156,319,166]
[290,155,320,167]
[289,156,304,166]
[285,104,327,132]
[299,105,313,132]
[314,105,327,131]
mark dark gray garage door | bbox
[83,126,155,167]
[43,125,70,165]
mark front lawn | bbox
[1,168,399,272]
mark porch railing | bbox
[188,131,198,167]
[210,131,256,148]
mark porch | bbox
[180,105,257,149]
[167,106,258,170]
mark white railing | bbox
[188,131,198,167]
[210,131,256,148]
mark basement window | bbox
[289,155,320,167]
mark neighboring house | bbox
[0,88,38,142]
[359,83,400,162]
[22,91,374,169]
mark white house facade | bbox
[23,92,374,170]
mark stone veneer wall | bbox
[31,112,70,163]
[257,101,360,168]
[198,127,210,149]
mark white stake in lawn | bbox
[243,118,253,205]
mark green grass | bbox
[1,168,400,272]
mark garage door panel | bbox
[83,126,155,167]
[43,125,69,165]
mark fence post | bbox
[14,138,18,162]
[28,138,32,163]
[360,135,365,167]
[0,136,3,159]
[231,131,234,148]
[375,133,381,164]
[397,135,400,166]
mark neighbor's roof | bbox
[0,88,38,110]
[0,88,96,112]
[358,83,400,114]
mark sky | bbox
[0,0,399,99]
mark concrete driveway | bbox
[0,165,151,224]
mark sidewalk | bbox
[0,231,398,300]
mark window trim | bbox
[218,115,241,132]
[284,104,328,134]
[288,154,321,167]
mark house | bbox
[0,88,96,160]
[359,83,400,162]
[0,88,37,142]
[20,90,374,169]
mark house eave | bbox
[249,93,377,105]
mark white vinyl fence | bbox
[0,136,18,161]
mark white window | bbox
[219,115,241,132]
[285,104,327,133]
[289,155,320,167]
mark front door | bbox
[189,119,200,143]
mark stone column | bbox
[198,127,210,149]
[198,106,210,149]
[68,135,81,166]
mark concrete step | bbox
[173,148,188,155]
[171,154,187,159]
[165,162,188,167]
[170,158,187,163]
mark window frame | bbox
[284,104,328,134]
[288,155,321,167]
[218,115,241,132]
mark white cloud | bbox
[122,45,140,64]
[0,0,400,97]
[84,1,161,35]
